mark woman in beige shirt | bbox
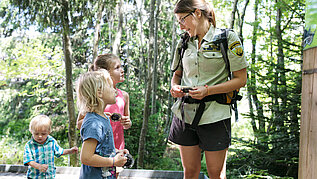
[169,0,248,178]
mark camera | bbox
[181,87,193,93]
[124,153,134,168]
[110,113,121,122]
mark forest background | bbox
[0,0,304,178]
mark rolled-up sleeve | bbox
[23,143,34,165]
[53,138,64,158]
[227,31,248,72]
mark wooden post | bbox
[299,47,317,179]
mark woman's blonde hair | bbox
[29,115,52,132]
[174,0,216,28]
[76,69,113,114]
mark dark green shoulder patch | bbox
[229,41,244,57]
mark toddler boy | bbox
[23,115,78,179]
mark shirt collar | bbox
[202,25,216,43]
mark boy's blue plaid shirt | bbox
[23,135,64,179]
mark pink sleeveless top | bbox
[104,89,125,150]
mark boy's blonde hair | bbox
[76,69,113,114]
[29,115,52,132]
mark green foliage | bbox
[120,82,170,169]
[143,112,168,169]
[121,83,145,161]
[0,32,84,166]
[240,0,303,178]
[0,33,72,141]
[226,138,298,178]
[0,136,26,165]
[0,0,304,178]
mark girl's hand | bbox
[39,164,48,173]
[113,152,127,167]
[118,149,129,155]
[170,85,185,98]
[120,116,131,129]
[188,86,208,100]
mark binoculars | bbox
[123,153,134,168]
[181,87,193,93]
[110,113,122,121]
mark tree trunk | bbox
[267,0,276,134]
[112,0,123,56]
[125,18,130,89]
[275,1,287,132]
[299,47,317,179]
[238,0,250,43]
[61,0,78,167]
[165,14,177,144]
[151,0,160,115]
[248,0,259,137]
[92,0,105,62]
[247,0,267,149]
[229,0,239,29]
[107,10,113,52]
[137,0,155,169]
[137,0,145,85]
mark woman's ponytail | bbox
[89,64,95,71]
[207,4,216,28]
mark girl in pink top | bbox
[105,88,128,149]
[77,53,132,150]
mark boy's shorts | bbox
[168,116,231,151]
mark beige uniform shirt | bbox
[171,26,248,125]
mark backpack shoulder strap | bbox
[171,33,190,73]
[218,28,232,79]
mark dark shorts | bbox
[168,116,231,151]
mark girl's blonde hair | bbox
[90,53,120,71]
[29,115,52,132]
[174,0,216,28]
[76,69,113,114]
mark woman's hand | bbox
[170,85,185,98]
[188,86,208,100]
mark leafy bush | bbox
[226,138,297,179]
[0,136,26,165]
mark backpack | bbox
[214,28,242,121]
[172,28,242,121]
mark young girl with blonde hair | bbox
[77,54,131,150]
[76,69,129,179]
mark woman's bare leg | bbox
[179,145,202,179]
[205,148,228,179]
